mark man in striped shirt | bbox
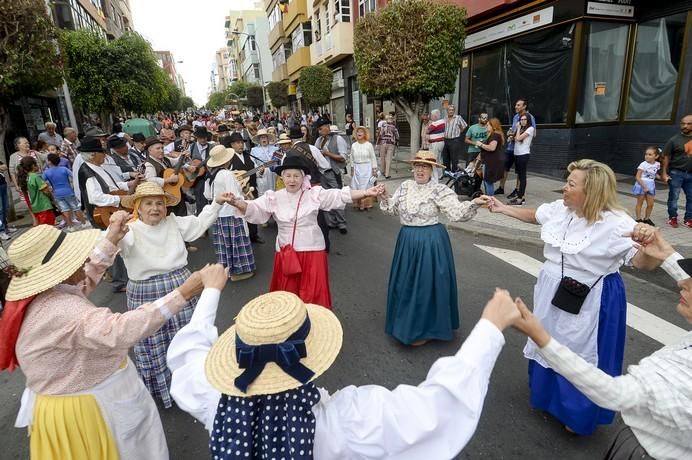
[441,105,468,172]
[427,110,445,179]
[512,230,692,460]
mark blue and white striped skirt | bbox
[211,215,256,275]
[126,267,198,409]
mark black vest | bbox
[146,157,171,178]
[110,152,139,173]
[78,163,112,228]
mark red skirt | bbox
[270,250,332,309]
[34,210,55,226]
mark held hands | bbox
[105,210,132,245]
[472,195,492,207]
[512,298,551,348]
[363,184,386,197]
[199,264,229,291]
[215,192,238,206]
[485,196,508,214]
[629,227,674,261]
[481,288,521,331]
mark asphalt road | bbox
[0,205,679,459]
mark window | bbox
[576,22,630,124]
[626,13,687,120]
[272,47,286,69]
[291,22,312,49]
[254,64,260,80]
[314,12,321,41]
[269,4,282,30]
[335,0,350,23]
[358,0,375,17]
[470,24,574,125]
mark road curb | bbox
[447,221,545,248]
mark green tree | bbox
[207,91,226,111]
[161,84,182,113]
[246,84,264,110]
[180,96,195,111]
[266,81,289,109]
[60,30,170,130]
[0,0,63,159]
[298,65,332,109]
[354,0,466,151]
[227,81,249,99]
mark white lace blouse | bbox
[380,179,478,226]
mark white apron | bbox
[16,358,168,460]
[350,162,374,190]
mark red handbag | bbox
[279,190,304,276]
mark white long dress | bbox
[348,141,377,190]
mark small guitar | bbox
[163,157,189,203]
[182,159,207,186]
[232,160,278,198]
[92,190,129,229]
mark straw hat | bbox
[206,144,236,168]
[251,128,277,145]
[276,133,291,145]
[205,291,343,396]
[120,182,180,209]
[405,150,445,168]
[5,225,102,301]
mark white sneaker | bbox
[6,226,17,234]
[0,232,11,241]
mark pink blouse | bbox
[15,239,187,395]
[243,186,352,251]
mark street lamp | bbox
[232,31,266,111]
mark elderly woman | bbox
[348,126,378,211]
[380,151,489,346]
[227,155,383,308]
[488,159,661,435]
[0,214,215,459]
[10,137,43,226]
[116,182,233,408]
[204,145,255,282]
[250,128,278,197]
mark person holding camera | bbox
[488,159,661,436]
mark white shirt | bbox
[84,163,129,207]
[513,126,534,156]
[538,333,692,460]
[168,290,507,460]
[203,170,244,218]
[289,141,331,171]
[118,201,221,280]
[144,158,168,188]
[348,142,377,168]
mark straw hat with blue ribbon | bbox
[205,291,343,396]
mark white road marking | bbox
[475,244,688,346]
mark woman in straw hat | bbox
[116,181,235,408]
[274,133,292,190]
[168,288,523,459]
[379,151,490,346]
[348,126,378,211]
[250,128,279,197]
[227,155,385,308]
[204,145,256,282]
[0,213,220,459]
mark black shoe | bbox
[635,219,643,222]
[507,189,519,199]
[339,228,348,234]
[508,197,526,206]
[252,236,265,244]
[644,219,655,226]
[495,187,505,195]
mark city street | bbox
[0,197,680,459]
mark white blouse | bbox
[168,290,507,459]
[348,142,377,168]
[118,201,222,280]
[380,179,478,226]
[203,169,244,219]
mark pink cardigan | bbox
[243,186,352,251]
[15,239,187,395]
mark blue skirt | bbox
[528,272,626,435]
[385,224,459,344]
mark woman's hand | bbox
[472,195,492,207]
[363,184,386,197]
[487,196,508,214]
[178,271,204,300]
[199,263,229,291]
[480,288,521,331]
[215,192,237,206]
[105,210,131,245]
[512,297,551,348]
[631,228,674,261]
[630,222,656,245]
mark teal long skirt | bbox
[385,223,459,344]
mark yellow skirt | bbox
[31,393,119,460]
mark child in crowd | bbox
[42,153,87,231]
[45,144,70,169]
[17,156,55,226]
[632,146,661,225]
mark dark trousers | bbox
[0,183,9,231]
[248,223,259,241]
[603,426,653,460]
[442,137,465,171]
[109,255,128,288]
[317,209,330,253]
[194,179,206,215]
[515,154,530,197]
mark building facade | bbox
[452,0,692,176]
[155,51,186,95]
[216,48,231,92]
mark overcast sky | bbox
[130,0,256,107]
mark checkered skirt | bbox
[126,267,198,408]
[211,215,256,275]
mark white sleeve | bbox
[310,146,331,170]
[313,319,505,459]
[535,199,565,225]
[172,201,222,241]
[85,177,121,207]
[144,163,165,187]
[538,338,644,412]
[168,288,222,432]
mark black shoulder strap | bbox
[292,142,318,167]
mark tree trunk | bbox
[394,96,424,157]
[0,104,18,221]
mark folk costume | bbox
[250,129,279,197]
[241,156,349,308]
[379,151,481,345]
[2,225,196,460]
[117,183,223,408]
[348,131,378,210]
[204,146,256,281]
[189,127,215,215]
[230,134,262,243]
[168,291,509,459]
[314,118,349,232]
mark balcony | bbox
[272,63,289,82]
[309,21,353,66]
[268,21,285,48]
[287,46,311,80]
[284,0,308,33]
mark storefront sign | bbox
[462,57,469,69]
[464,6,554,50]
[586,1,635,18]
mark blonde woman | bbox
[488,159,661,435]
[348,126,378,210]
